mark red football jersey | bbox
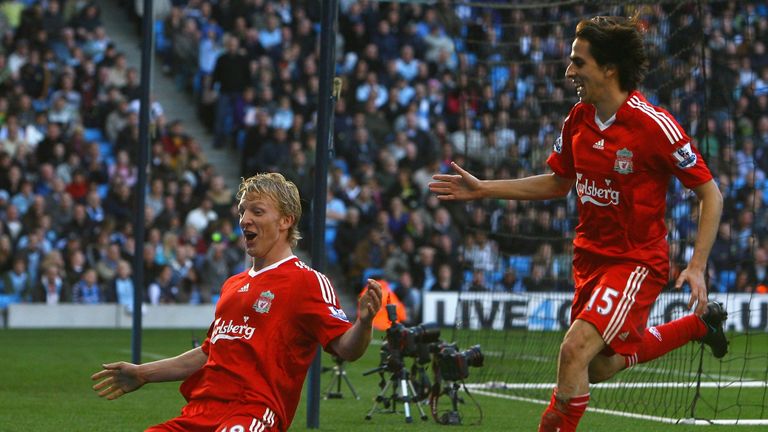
[179,256,352,430]
[547,91,713,274]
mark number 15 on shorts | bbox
[586,286,620,315]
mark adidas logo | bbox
[593,139,605,150]
[238,283,250,293]
[649,326,662,341]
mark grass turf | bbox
[0,328,765,431]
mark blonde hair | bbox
[237,172,302,247]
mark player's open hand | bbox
[674,267,708,316]
[358,279,382,326]
[429,162,483,201]
[91,362,146,400]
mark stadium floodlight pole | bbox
[307,0,339,428]
[132,0,155,365]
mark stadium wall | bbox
[424,293,768,332]
[6,304,215,328]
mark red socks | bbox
[539,315,707,430]
[538,388,590,432]
[625,314,708,368]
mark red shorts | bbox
[571,257,665,356]
[145,399,280,432]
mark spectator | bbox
[172,18,200,91]
[462,268,485,292]
[147,264,178,305]
[200,241,231,303]
[206,174,233,217]
[211,34,250,148]
[496,267,526,293]
[333,207,365,277]
[95,242,121,287]
[3,257,32,300]
[72,267,101,304]
[430,263,460,291]
[413,246,437,291]
[395,270,421,325]
[33,262,67,304]
[185,196,217,233]
[112,259,135,312]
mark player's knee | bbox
[558,338,590,368]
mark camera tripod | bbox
[436,381,463,425]
[323,356,359,400]
[364,365,428,423]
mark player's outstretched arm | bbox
[430,162,573,201]
[674,179,723,316]
[329,279,382,362]
[91,346,207,400]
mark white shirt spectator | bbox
[356,82,388,108]
[185,199,218,232]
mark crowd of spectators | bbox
[0,0,246,312]
[1,1,767,325]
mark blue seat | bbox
[155,20,171,53]
[0,294,20,310]
[717,270,737,293]
[362,268,386,286]
[97,184,109,200]
[509,255,532,278]
[488,270,503,284]
[99,140,114,158]
[84,127,104,142]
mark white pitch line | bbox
[469,389,679,424]
[470,389,768,426]
[466,381,768,390]
[629,364,748,382]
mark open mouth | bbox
[244,231,257,241]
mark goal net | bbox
[421,0,768,425]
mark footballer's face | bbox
[565,38,612,106]
[238,193,292,260]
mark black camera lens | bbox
[461,345,484,368]
[409,322,441,344]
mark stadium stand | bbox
[0,1,766,323]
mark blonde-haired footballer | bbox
[93,173,382,431]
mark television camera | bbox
[363,304,439,422]
[363,303,485,425]
[431,342,484,382]
[428,342,485,425]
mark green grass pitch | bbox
[0,328,765,431]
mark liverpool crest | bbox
[253,290,275,314]
[613,148,634,174]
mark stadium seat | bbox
[717,270,737,293]
[488,270,503,285]
[155,20,171,53]
[99,140,114,159]
[0,294,20,310]
[361,267,386,286]
[332,159,349,175]
[463,269,473,284]
[83,127,104,142]
[508,255,532,278]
